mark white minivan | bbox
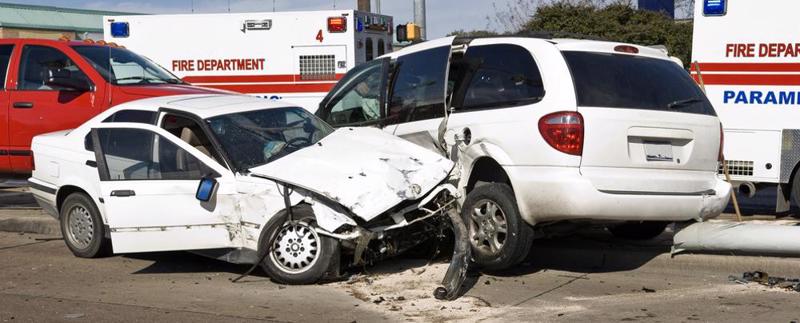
[316,36,732,270]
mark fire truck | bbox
[692,0,800,211]
[103,10,393,112]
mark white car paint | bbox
[320,36,732,226]
[28,94,455,260]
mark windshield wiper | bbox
[114,76,180,84]
[667,98,702,110]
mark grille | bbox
[299,55,336,80]
[718,160,754,176]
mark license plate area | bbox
[644,140,674,162]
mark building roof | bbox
[0,2,140,33]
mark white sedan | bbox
[28,94,466,295]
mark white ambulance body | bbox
[692,0,800,211]
[103,10,393,112]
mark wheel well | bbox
[56,185,90,216]
[466,157,512,193]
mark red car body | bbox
[0,38,230,176]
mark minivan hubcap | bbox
[66,206,94,249]
[469,200,508,255]
[270,222,320,274]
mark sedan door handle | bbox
[13,102,33,109]
[110,190,136,197]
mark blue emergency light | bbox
[703,0,726,16]
[110,22,129,38]
[356,17,364,32]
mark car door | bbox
[384,39,454,153]
[89,122,236,253]
[316,57,389,128]
[8,44,105,171]
[0,42,15,172]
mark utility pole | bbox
[413,0,426,40]
[374,0,381,14]
[357,0,371,12]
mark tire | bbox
[791,171,800,208]
[59,193,110,258]
[258,206,339,285]
[608,221,669,240]
[462,183,533,271]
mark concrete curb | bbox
[0,210,60,236]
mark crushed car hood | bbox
[248,127,454,222]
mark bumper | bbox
[504,166,732,225]
[27,178,59,219]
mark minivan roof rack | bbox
[453,30,608,45]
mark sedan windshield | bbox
[72,45,182,85]
[207,107,334,171]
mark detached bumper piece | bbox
[434,208,471,300]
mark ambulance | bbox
[692,0,800,211]
[103,10,393,112]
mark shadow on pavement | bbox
[0,188,37,208]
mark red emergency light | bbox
[328,17,347,33]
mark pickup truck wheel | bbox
[608,221,669,240]
[259,207,339,285]
[60,193,110,258]
[462,183,533,271]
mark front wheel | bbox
[462,183,533,271]
[259,206,339,285]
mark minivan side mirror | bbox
[196,177,218,202]
[46,68,92,92]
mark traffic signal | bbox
[395,23,422,43]
[396,24,407,42]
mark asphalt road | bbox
[2,228,800,322]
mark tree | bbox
[486,0,694,68]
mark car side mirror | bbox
[46,68,92,92]
[196,177,218,202]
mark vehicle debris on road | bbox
[729,271,800,292]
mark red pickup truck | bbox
[0,38,228,183]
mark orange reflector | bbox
[328,16,347,33]
[614,45,639,54]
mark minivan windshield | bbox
[563,51,716,116]
[207,107,334,170]
[72,45,182,85]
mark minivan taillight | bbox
[538,111,584,156]
[719,123,724,162]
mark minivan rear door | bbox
[562,49,721,194]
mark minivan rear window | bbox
[563,51,716,116]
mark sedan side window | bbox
[319,59,385,127]
[95,128,213,181]
[102,110,157,124]
[18,45,91,91]
[386,46,450,125]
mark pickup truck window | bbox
[95,128,212,181]
[72,45,181,85]
[18,46,89,91]
[458,44,545,110]
[0,45,13,89]
[386,46,449,125]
